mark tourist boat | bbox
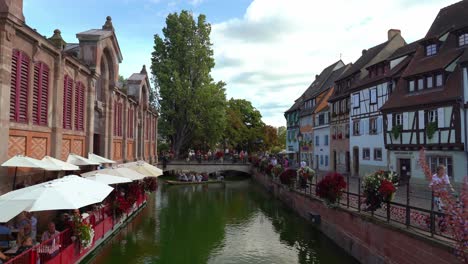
[165,180,224,185]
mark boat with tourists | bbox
[165,180,224,185]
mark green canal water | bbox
[87,180,358,264]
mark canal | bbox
[87,179,358,264]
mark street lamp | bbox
[297,132,303,167]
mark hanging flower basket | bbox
[316,172,346,207]
[362,170,399,211]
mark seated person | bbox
[0,250,10,264]
[16,236,33,255]
[16,223,32,246]
[0,223,12,248]
[182,174,188,182]
[41,222,60,244]
[190,174,196,182]
[201,173,209,181]
[196,174,203,182]
[25,213,37,243]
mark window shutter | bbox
[10,50,19,121]
[437,108,445,128]
[387,114,393,130]
[62,76,73,129]
[377,117,383,134]
[403,112,409,129]
[418,111,425,129]
[360,119,366,134]
[40,64,49,126]
[10,51,29,123]
[74,82,84,131]
[18,52,29,123]
[33,63,49,126]
[113,101,117,136]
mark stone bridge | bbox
[158,162,252,174]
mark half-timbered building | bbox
[299,60,346,167]
[348,31,410,176]
[285,100,301,164]
[0,0,159,194]
[381,1,468,183]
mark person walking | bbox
[429,165,456,211]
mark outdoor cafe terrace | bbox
[0,154,161,264]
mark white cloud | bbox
[211,0,460,127]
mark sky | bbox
[23,0,461,127]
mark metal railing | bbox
[261,170,457,243]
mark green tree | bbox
[151,11,226,157]
[224,98,264,152]
[277,126,287,150]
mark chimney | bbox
[388,29,401,40]
[0,0,25,24]
[362,49,367,55]
[140,65,147,75]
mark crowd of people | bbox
[0,212,62,263]
[177,172,209,182]
[160,149,250,164]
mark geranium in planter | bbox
[297,166,315,189]
[144,177,158,193]
[272,164,284,178]
[279,169,297,187]
[316,172,346,207]
[72,213,95,250]
[362,170,399,212]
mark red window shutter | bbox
[10,50,29,123]
[10,50,18,121]
[63,75,73,129]
[33,62,49,126]
[74,82,85,131]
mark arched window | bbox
[10,50,30,123]
[113,101,123,137]
[33,62,49,126]
[63,75,73,129]
[74,81,85,131]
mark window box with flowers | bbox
[297,166,315,189]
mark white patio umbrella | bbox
[66,153,100,166]
[42,156,80,171]
[121,161,163,177]
[88,153,116,164]
[0,175,113,213]
[84,173,132,185]
[0,199,35,223]
[1,155,61,190]
[81,167,146,181]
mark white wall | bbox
[389,150,467,184]
[313,125,330,171]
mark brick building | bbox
[0,0,158,194]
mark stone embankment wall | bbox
[252,171,460,264]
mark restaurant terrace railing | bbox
[5,193,147,264]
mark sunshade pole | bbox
[12,166,18,190]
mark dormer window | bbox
[459,33,468,47]
[409,80,415,92]
[426,44,437,56]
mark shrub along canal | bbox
[85,179,358,264]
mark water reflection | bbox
[88,180,357,264]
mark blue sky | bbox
[23,0,460,127]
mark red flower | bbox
[378,180,396,199]
[316,172,347,204]
[280,169,297,185]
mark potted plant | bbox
[426,122,437,140]
[391,125,403,140]
[362,170,399,212]
[272,164,284,178]
[279,169,297,189]
[72,213,95,250]
[298,166,315,189]
[316,172,347,207]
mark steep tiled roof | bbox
[388,40,420,60]
[285,98,302,113]
[425,0,468,39]
[336,41,390,82]
[302,60,344,100]
[402,48,463,77]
